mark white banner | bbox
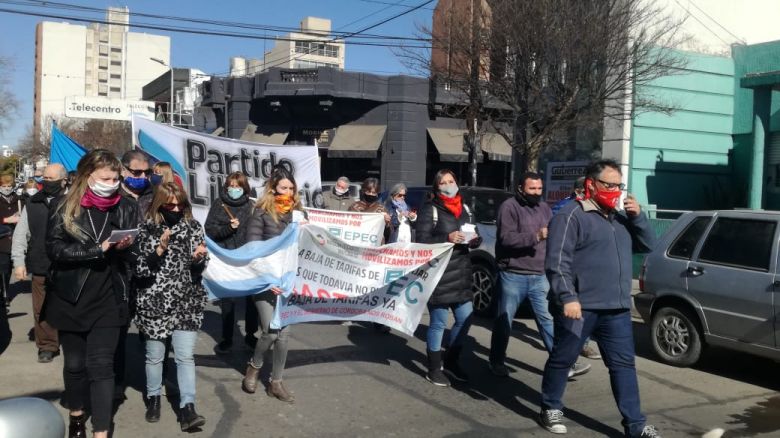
[132,116,321,223]
[66,96,155,121]
[304,207,385,247]
[273,225,454,336]
[545,160,588,205]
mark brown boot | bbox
[267,379,295,403]
[242,363,260,394]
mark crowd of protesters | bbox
[0,151,662,438]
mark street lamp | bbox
[150,57,173,126]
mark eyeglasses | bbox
[125,167,149,177]
[597,179,626,191]
[161,203,181,211]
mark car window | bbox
[667,216,711,260]
[697,217,777,271]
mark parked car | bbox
[635,209,780,367]
[381,186,513,317]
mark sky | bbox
[0,0,435,147]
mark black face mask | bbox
[42,180,64,196]
[160,209,183,226]
[361,193,378,204]
[518,190,542,206]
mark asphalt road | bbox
[1,285,778,438]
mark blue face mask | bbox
[227,187,244,200]
[124,175,149,191]
[34,176,43,183]
[150,174,163,186]
[392,199,409,212]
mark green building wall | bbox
[630,51,736,211]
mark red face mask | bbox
[585,178,621,211]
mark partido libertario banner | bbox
[132,116,321,223]
[273,225,454,336]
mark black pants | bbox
[60,327,120,432]
[0,252,10,307]
[220,296,258,343]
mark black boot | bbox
[179,403,206,431]
[145,395,161,423]
[425,350,450,387]
[68,413,87,438]
[443,346,469,382]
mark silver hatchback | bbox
[635,209,780,367]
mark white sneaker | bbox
[539,409,567,434]
[568,362,591,379]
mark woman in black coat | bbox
[204,171,258,353]
[415,169,481,387]
[45,149,138,438]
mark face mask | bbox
[227,187,244,200]
[25,188,38,197]
[89,179,120,198]
[160,209,183,226]
[274,194,294,214]
[439,184,459,198]
[520,191,542,206]
[124,175,149,192]
[34,176,43,184]
[150,174,163,186]
[0,187,13,197]
[588,179,622,211]
[42,180,63,196]
[334,187,349,196]
[361,193,378,204]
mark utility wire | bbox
[687,0,746,44]
[2,0,430,42]
[672,0,730,47]
[358,0,435,11]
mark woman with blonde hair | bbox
[45,149,137,438]
[149,161,181,188]
[134,182,208,431]
[241,168,304,403]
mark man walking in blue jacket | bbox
[539,159,660,437]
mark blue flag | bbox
[50,123,87,172]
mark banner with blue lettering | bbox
[132,116,321,223]
[304,208,385,247]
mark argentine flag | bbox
[203,223,299,300]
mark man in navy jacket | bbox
[539,159,660,438]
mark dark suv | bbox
[635,210,780,367]
[382,186,512,316]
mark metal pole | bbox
[169,66,174,126]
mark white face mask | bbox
[439,184,459,198]
[25,188,38,197]
[89,179,120,198]
[334,186,349,196]
[0,187,12,196]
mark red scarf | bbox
[438,193,463,218]
[80,188,121,212]
[274,194,294,214]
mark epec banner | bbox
[304,208,385,247]
[273,225,454,336]
[132,116,322,223]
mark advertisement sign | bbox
[545,161,588,204]
[65,96,155,121]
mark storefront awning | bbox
[240,123,289,145]
[427,128,468,162]
[481,133,512,162]
[327,125,386,158]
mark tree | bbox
[402,0,687,175]
[0,56,19,135]
[17,117,131,161]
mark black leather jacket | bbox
[46,197,139,304]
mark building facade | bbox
[33,7,169,137]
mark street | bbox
[1,289,778,438]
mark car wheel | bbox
[471,263,496,317]
[650,306,703,367]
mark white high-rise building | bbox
[230,16,344,76]
[33,7,170,137]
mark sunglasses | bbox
[161,203,182,211]
[394,194,406,198]
[125,167,149,177]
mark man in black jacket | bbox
[539,159,658,437]
[118,150,153,223]
[11,163,67,363]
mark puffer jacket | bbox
[134,218,208,339]
[204,191,254,249]
[414,195,475,306]
[246,208,294,242]
[46,196,138,305]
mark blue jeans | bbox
[426,300,473,352]
[541,308,646,437]
[146,330,198,408]
[489,271,553,365]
